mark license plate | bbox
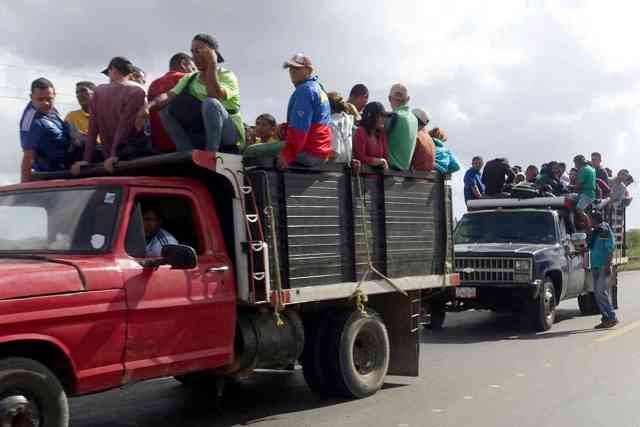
[455,287,477,299]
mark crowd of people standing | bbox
[18,33,462,182]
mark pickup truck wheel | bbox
[300,314,333,395]
[578,293,599,315]
[0,357,69,427]
[326,309,390,398]
[530,281,556,332]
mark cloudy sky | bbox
[0,0,638,226]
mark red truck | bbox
[0,151,456,426]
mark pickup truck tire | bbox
[578,293,599,315]
[325,309,390,398]
[0,357,69,427]
[300,314,333,395]
[530,281,556,332]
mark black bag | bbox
[507,184,540,199]
[168,73,205,133]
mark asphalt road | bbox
[71,271,640,427]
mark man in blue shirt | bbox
[20,78,72,182]
[589,211,618,329]
[464,156,485,205]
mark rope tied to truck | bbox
[352,172,408,315]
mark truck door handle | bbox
[206,266,229,273]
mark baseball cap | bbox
[412,108,430,126]
[361,101,391,122]
[283,53,313,69]
[101,56,135,76]
[193,33,225,63]
[389,83,409,101]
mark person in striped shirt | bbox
[143,208,178,257]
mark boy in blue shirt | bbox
[589,211,618,329]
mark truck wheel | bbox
[300,314,333,395]
[578,293,599,315]
[530,281,556,332]
[0,357,69,427]
[326,309,390,398]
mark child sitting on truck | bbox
[243,114,282,158]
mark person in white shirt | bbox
[143,208,178,257]
[327,91,354,163]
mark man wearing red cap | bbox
[276,54,332,170]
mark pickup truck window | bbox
[0,187,121,253]
[455,211,557,245]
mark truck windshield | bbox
[0,186,121,253]
[455,211,557,244]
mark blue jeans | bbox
[592,267,616,322]
[160,98,240,152]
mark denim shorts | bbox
[577,193,594,210]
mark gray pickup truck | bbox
[426,197,627,332]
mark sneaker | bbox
[594,322,607,329]
[603,319,619,329]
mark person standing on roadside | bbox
[589,211,618,329]
[464,156,485,204]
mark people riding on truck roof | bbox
[536,161,567,195]
[65,81,97,153]
[352,101,390,171]
[347,83,369,119]
[463,156,485,204]
[146,52,196,153]
[429,127,460,175]
[20,78,74,182]
[589,211,618,329]
[410,108,436,172]
[385,83,417,171]
[70,56,148,176]
[482,157,515,196]
[327,91,354,163]
[273,54,332,170]
[137,34,245,155]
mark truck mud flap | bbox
[369,290,421,377]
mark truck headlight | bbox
[514,260,531,272]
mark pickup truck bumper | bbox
[436,280,544,312]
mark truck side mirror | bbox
[161,244,198,270]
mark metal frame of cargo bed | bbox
[33,150,459,307]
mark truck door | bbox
[119,188,236,382]
[560,218,586,297]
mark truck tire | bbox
[300,314,333,395]
[530,281,556,332]
[325,309,390,398]
[0,357,69,427]
[578,293,599,315]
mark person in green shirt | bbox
[136,33,245,153]
[574,154,597,210]
[385,83,417,170]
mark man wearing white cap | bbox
[275,54,332,170]
[386,83,418,170]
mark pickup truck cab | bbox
[0,151,457,427]
[427,197,626,331]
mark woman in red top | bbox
[352,102,390,170]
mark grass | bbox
[619,258,640,272]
